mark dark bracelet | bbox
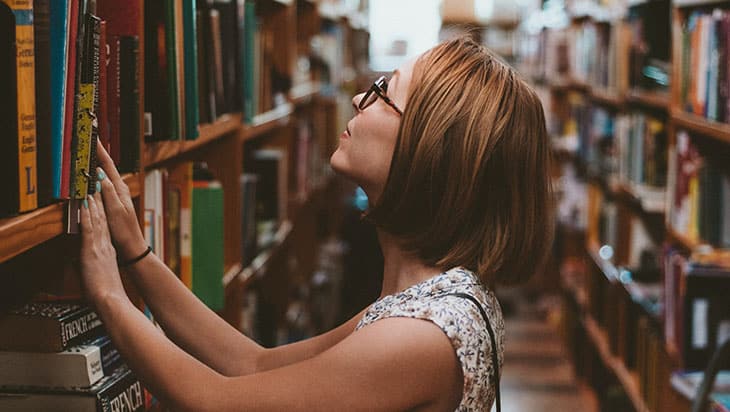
[118,246,153,268]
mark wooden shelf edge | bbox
[143,113,243,168]
[673,0,729,8]
[223,221,294,288]
[0,173,140,263]
[290,82,321,105]
[586,240,619,283]
[590,88,625,108]
[671,110,730,144]
[626,89,670,111]
[583,316,651,412]
[666,225,701,251]
[241,104,294,142]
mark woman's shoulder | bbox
[357,267,502,330]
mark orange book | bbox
[3,0,38,212]
[167,162,193,289]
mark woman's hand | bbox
[95,140,147,261]
[79,193,127,305]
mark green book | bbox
[182,0,199,140]
[192,180,225,311]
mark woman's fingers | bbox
[80,199,93,240]
[93,193,111,238]
[98,170,124,210]
[96,140,125,189]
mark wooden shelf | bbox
[626,89,670,111]
[584,316,651,412]
[673,0,730,8]
[0,173,141,263]
[143,113,243,168]
[223,220,293,289]
[666,225,702,251]
[590,88,625,108]
[289,82,321,106]
[587,240,619,283]
[671,110,730,144]
[241,104,294,142]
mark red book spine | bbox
[98,21,109,153]
[60,0,79,198]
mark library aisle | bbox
[500,290,599,412]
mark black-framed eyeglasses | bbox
[358,76,403,116]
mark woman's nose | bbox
[352,93,364,113]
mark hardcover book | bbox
[1,0,38,213]
[0,302,104,352]
[0,336,120,387]
[0,365,146,412]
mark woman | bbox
[80,37,553,411]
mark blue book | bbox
[49,0,70,199]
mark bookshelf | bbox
[0,173,141,263]
[0,0,369,407]
[520,0,730,410]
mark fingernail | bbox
[97,168,106,180]
[83,198,89,209]
[96,181,102,193]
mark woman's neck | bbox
[377,228,443,297]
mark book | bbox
[681,263,730,369]
[182,0,199,140]
[118,35,140,173]
[33,0,51,207]
[60,0,81,199]
[167,163,193,287]
[0,336,120,388]
[144,0,175,141]
[48,0,71,199]
[240,173,258,266]
[1,0,38,213]
[0,2,20,217]
[0,302,103,352]
[0,365,146,412]
[192,178,225,311]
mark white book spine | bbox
[0,345,103,388]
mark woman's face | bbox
[330,59,415,202]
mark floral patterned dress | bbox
[356,267,504,412]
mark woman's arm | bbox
[93,141,365,375]
[80,191,461,411]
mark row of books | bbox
[0,0,294,218]
[569,20,627,93]
[144,163,225,311]
[680,8,730,124]
[0,0,141,218]
[668,130,730,248]
[0,301,149,411]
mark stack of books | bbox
[0,301,148,411]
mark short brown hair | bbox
[367,37,554,285]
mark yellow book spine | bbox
[4,0,37,211]
[72,83,95,199]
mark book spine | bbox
[60,0,79,198]
[49,0,70,199]
[3,0,38,212]
[59,308,103,350]
[108,36,121,164]
[165,0,180,140]
[86,14,101,195]
[97,367,146,412]
[119,35,139,173]
[87,336,123,375]
[98,21,109,153]
[0,3,19,217]
[33,0,51,207]
[182,0,199,140]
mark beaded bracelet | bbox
[118,246,153,268]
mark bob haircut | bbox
[366,36,554,286]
